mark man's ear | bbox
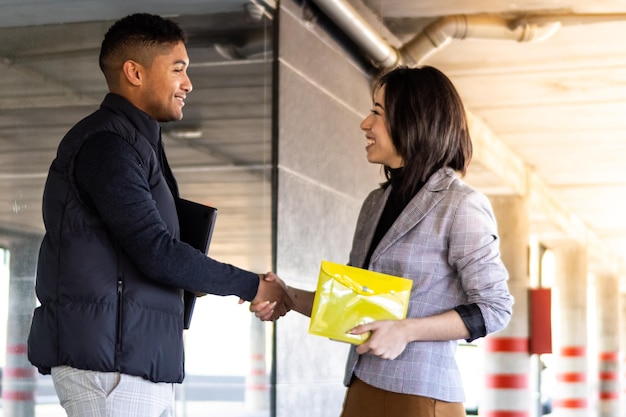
[122,60,143,86]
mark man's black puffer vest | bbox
[28,94,185,383]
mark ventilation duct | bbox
[402,14,561,65]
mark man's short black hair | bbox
[99,13,186,84]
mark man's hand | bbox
[249,272,288,320]
[251,273,293,320]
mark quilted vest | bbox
[28,94,185,383]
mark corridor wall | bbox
[273,0,381,416]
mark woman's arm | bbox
[351,310,470,360]
[449,191,513,334]
[285,284,315,317]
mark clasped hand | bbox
[249,272,293,321]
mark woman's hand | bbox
[249,300,278,321]
[351,320,410,360]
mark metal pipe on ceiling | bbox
[309,0,626,69]
[309,0,400,68]
[402,14,561,65]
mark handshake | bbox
[248,272,296,321]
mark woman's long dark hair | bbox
[374,66,472,199]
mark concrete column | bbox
[620,291,626,414]
[2,238,39,417]
[552,242,589,417]
[595,271,620,417]
[482,195,532,417]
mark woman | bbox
[255,65,513,417]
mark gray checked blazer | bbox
[342,167,513,402]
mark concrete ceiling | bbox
[1,0,626,276]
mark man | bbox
[27,13,290,417]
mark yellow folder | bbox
[308,260,413,345]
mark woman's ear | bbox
[122,60,143,86]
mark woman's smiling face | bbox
[360,86,403,169]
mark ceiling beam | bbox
[467,112,622,273]
[0,56,100,110]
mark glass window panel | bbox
[0,3,274,417]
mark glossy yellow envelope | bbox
[308,260,413,345]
